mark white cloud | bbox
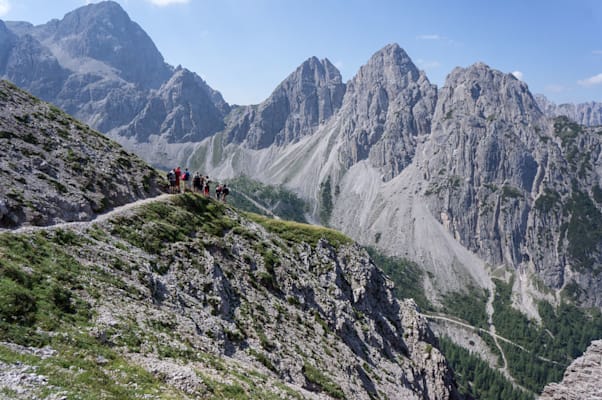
[0,0,11,16]
[417,34,442,40]
[147,0,189,6]
[578,73,602,87]
[593,50,602,55]
[511,71,524,81]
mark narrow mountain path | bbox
[485,285,509,374]
[420,312,563,366]
[0,193,173,235]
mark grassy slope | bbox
[0,194,356,399]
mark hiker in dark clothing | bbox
[193,172,202,193]
[182,168,191,192]
[222,184,230,203]
[167,169,177,193]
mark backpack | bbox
[223,187,230,195]
[167,171,175,181]
[184,171,190,181]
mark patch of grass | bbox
[0,232,91,346]
[246,213,352,248]
[302,363,345,399]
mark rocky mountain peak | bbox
[48,0,171,89]
[536,93,602,127]
[347,43,421,96]
[115,66,229,143]
[333,43,437,180]
[434,62,543,130]
[223,56,346,148]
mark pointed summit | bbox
[336,44,437,180]
[225,56,346,148]
[48,0,171,88]
[347,43,421,96]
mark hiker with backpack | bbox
[193,172,202,193]
[216,183,223,200]
[167,169,177,193]
[222,184,230,203]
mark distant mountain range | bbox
[2,2,602,398]
[2,1,600,311]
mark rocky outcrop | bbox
[536,94,602,127]
[116,67,230,143]
[539,340,602,400]
[224,56,345,148]
[0,80,163,228]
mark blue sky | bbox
[1,0,601,105]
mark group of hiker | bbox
[166,167,230,202]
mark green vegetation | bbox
[247,213,352,248]
[534,188,561,212]
[564,191,602,272]
[441,287,489,329]
[553,116,583,146]
[319,177,334,225]
[365,247,432,311]
[0,232,91,347]
[501,185,523,200]
[302,363,345,399]
[224,175,308,223]
[110,194,235,253]
[492,278,602,392]
[439,336,534,400]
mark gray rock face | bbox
[42,0,171,89]
[539,340,602,400]
[224,56,346,148]
[536,94,602,127]
[191,49,602,309]
[337,43,437,180]
[419,63,602,306]
[0,80,163,228]
[117,67,229,143]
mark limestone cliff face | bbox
[419,64,602,306]
[337,44,437,180]
[536,94,602,127]
[539,340,602,400]
[191,52,602,309]
[224,56,346,149]
[0,80,163,228]
[116,67,229,143]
